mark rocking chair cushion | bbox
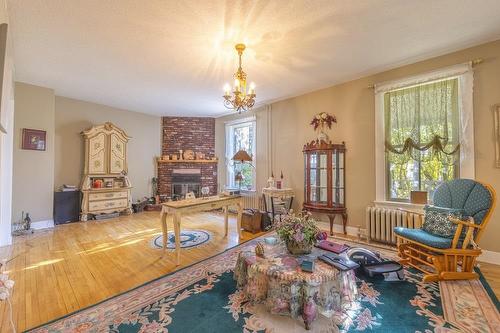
[394,227,454,249]
[432,179,492,226]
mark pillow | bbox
[422,206,468,239]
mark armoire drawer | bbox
[88,198,128,212]
[89,191,128,202]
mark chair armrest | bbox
[449,217,478,249]
[449,216,479,228]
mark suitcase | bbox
[241,209,262,233]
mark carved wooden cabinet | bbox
[303,140,347,235]
[80,122,132,221]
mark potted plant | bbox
[275,212,321,255]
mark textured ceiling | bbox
[8,0,500,116]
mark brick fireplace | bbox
[158,117,217,198]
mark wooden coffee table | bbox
[234,243,358,330]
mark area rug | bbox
[150,229,212,249]
[29,234,499,333]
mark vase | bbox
[286,240,313,255]
[317,124,329,142]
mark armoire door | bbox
[88,133,107,174]
[109,133,126,174]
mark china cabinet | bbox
[80,122,132,221]
[303,139,347,235]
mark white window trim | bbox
[374,62,475,204]
[225,116,257,190]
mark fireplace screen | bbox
[171,169,201,200]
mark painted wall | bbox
[216,39,500,252]
[12,82,55,224]
[0,0,15,246]
[54,96,161,201]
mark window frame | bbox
[374,63,475,204]
[225,117,257,191]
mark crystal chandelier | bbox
[223,43,256,113]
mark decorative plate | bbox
[183,149,195,160]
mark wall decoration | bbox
[21,128,46,151]
[494,104,500,168]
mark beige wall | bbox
[13,82,55,223]
[55,96,161,201]
[216,39,500,252]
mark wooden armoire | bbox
[80,122,132,221]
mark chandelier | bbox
[223,43,256,113]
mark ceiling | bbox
[8,0,500,117]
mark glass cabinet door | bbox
[332,150,345,205]
[309,152,328,204]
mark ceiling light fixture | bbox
[223,43,256,113]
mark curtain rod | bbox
[367,58,483,89]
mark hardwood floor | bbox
[0,211,264,332]
[0,211,498,332]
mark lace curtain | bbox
[384,78,460,166]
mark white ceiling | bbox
[8,0,500,117]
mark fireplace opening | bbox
[171,169,201,200]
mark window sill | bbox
[373,200,425,213]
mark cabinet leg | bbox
[80,213,88,222]
[328,215,334,236]
[342,213,348,234]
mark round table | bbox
[234,243,358,330]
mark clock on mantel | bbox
[303,139,347,235]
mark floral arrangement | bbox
[275,212,321,252]
[310,112,337,131]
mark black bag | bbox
[260,210,272,231]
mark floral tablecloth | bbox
[233,243,358,329]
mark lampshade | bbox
[232,149,253,162]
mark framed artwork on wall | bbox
[494,104,500,168]
[21,128,46,151]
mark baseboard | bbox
[478,250,500,265]
[31,219,54,230]
[316,220,360,236]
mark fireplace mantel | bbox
[157,159,217,164]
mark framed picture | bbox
[21,128,46,151]
[494,104,500,168]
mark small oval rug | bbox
[151,230,212,250]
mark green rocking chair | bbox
[394,179,496,282]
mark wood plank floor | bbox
[0,211,265,332]
[0,211,498,332]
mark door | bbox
[109,133,126,174]
[88,133,106,174]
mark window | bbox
[385,78,460,200]
[375,63,474,203]
[225,118,256,190]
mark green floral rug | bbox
[29,235,499,333]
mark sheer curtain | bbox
[384,78,460,200]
